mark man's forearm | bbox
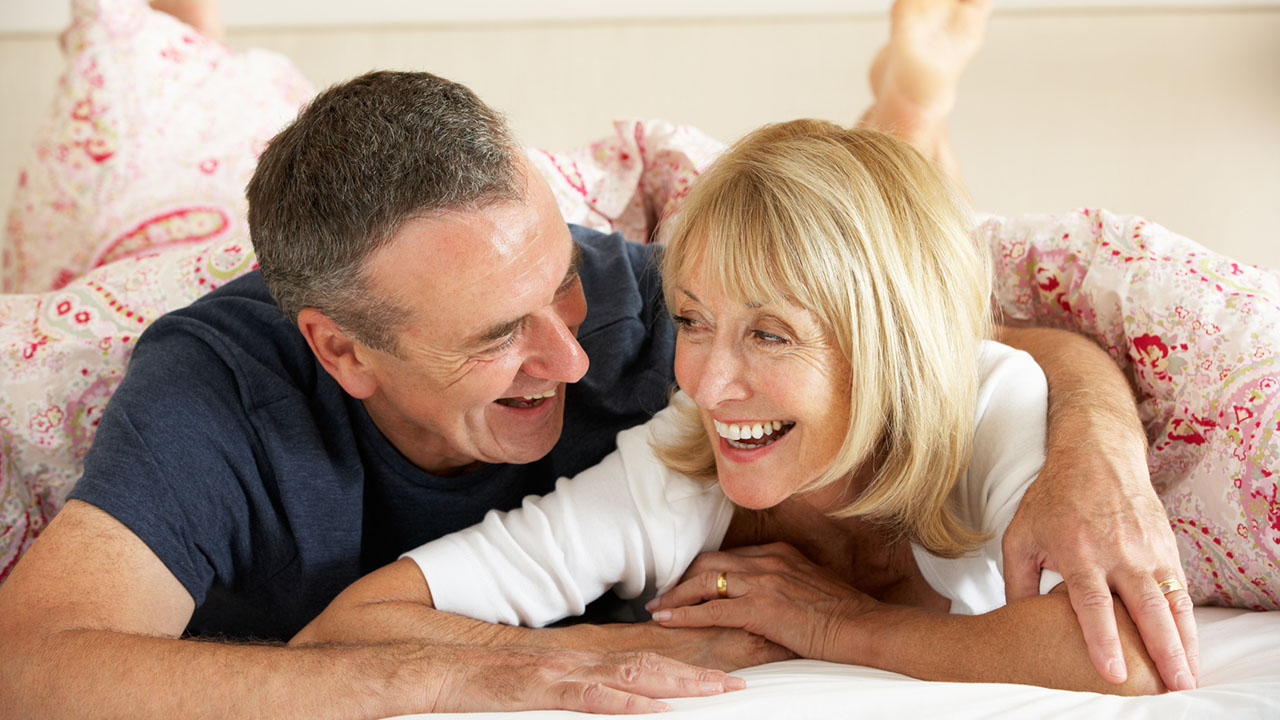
[294,594,784,673]
[9,629,434,720]
[997,325,1148,465]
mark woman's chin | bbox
[716,474,786,510]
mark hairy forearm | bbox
[996,326,1142,430]
[997,325,1148,474]
[7,628,435,720]
[295,596,778,673]
[836,592,1162,695]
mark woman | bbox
[365,120,1162,694]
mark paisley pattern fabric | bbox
[1,0,312,293]
[985,210,1280,609]
[2,0,1276,609]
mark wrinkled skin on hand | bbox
[647,543,877,662]
[617,622,797,672]
[1002,441,1199,691]
[426,644,747,714]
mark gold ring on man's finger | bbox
[716,571,729,598]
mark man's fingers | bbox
[1118,573,1196,691]
[552,652,747,714]
[555,680,671,714]
[1000,521,1047,602]
[1168,583,1200,679]
[602,652,744,697]
[1063,570,1128,684]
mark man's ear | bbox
[296,308,380,399]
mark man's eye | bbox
[486,327,522,354]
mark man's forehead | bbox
[461,237,581,349]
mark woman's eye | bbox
[753,330,788,345]
[671,314,704,332]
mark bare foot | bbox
[859,0,991,186]
[150,0,225,42]
[868,0,992,129]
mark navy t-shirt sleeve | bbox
[69,317,282,606]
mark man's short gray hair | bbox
[247,70,522,353]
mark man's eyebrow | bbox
[557,241,583,293]
[470,241,583,348]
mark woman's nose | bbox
[687,338,750,409]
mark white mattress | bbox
[390,607,1280,719]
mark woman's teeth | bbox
[713,419,794,449]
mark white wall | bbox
[3,3,1279,269]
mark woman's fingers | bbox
[651,599,750,632]
[648,570,745,612]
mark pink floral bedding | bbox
[1,0,1276,609]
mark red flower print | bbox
[1035,265,1060,293]
[1167,417,1206,445]
[1132,334,1171,380]
[71,98,93,121]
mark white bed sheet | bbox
[390,607,1280,719]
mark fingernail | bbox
[649,700,671,712]
[1106,659,1126,681]
[644,599,657,611]
[723,676,747,691]
[699,681,723,693]
[1175,671,1195,691]
[652,610,671,622]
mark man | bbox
[0,1,1196,717]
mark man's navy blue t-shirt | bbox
[69,225,675,640]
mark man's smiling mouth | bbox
[495,388,556,409]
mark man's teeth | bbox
[521,390,556,401]
[713,419,787,441]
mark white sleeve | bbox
[913,341,1062,614]
[401,395,734,628]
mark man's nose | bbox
[523,308,589,383]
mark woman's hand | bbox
[645,542,878,663]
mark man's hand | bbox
[999,326,1198,692]
[426,645,747,714]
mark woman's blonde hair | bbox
[656,120,993,558]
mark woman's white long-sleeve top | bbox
[405,341,1059,625]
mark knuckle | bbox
[636,651,664,672]
[1167,592,1195,615]
[764,556,789,572]
[617,661,641,684]
[1074,587,1116,611]
[580,681,609,706]
[706,601,729,623]
[1132,590,1172,616]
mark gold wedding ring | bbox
[1158,577,1185,595]
[716,571,729,598]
